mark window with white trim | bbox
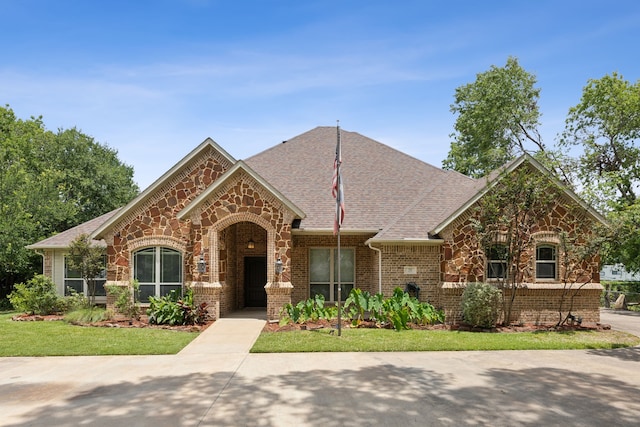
[64,256,107,296]
[536,245,557,279]
[309,248,354,302]
[486,245,508,279]
[134,247,183,302]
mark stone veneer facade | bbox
[91,144,602,326]
[437,191,602,324]
[101,147,299,321]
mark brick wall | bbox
[291,234,376,303]
[379,244,441,304]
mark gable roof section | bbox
[26,209,120,249]
[245,126,479,234]
[91,138,235,239]
[431,153,608,235]
[177,160,306,221]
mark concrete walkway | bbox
[179,310,266,355]
[1,310,639,427]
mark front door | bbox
[244,256,267,307]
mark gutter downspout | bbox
[367,241,382,294]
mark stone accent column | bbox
[264,281,293,321]
[189,282,222,320]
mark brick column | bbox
[190,282,222,320]
[264,281,293,321]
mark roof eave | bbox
[365,237,444,246]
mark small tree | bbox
[471,161,557,324]
[66,234,105,306]
[555,220,607,326]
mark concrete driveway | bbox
[1,311,639,427]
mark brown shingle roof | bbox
[26,209,121,249]
[245,126,479,238]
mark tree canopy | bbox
[445,62,640,273]
[0,105,139,295]
[443,57,544,178]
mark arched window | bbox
[536,245,557,280]
[134,247,183,302]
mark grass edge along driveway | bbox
[251,327,640,353]
[0,312,198,356]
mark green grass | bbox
[0,312,199,356]
[251,327,640,353]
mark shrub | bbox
[64,288,90,312]
[279,294,337,325]
[461,282,502,328]
[106,281,140,320]
[8,275,65,315]
[147,288,208,326]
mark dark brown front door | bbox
[244,256,267,307]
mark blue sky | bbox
[2,0,639,189]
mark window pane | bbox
[334,249,354,282]
[64,259,82,279]
[138,284,156,303]
[537,263,556,279]
[134,248,155,283]
[310,249,330,282]
[94,279,107,296]
[160,284,182,297]
[161,248,182,283]
[334,283,353,301]
[310,284,330,301]
[488,262,507,279]
[537,246,555,260]
[64,279,84,295]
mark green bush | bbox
[279,294,337,326]
[461,282,502,329]
[282,288,444,331]
[147,288,208,326]
[8,275,65,315]
[64,288,90,312]
[106,281,140,320]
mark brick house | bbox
[27,127,606,324]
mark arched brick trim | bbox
[127,236,187,254]
[210,212,277,282]
[532,231,561,245]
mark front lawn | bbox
[0,312,199,356]
[251,327,640,353]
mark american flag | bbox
[332,125,344,236]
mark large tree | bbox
[560,73,640,212]
[0,106,139,297]
[444,57,545,178]
[560,73,640,271]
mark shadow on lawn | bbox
[5,359,640,426]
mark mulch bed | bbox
[263,318,611,333]
[11,313,214,332]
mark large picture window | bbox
[134,247,183,302]
[536,245,557,279]
[309,248,354,302]
[486,245,508,279]
[64,256,107,296]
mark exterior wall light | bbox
[275,257,284,276]
[197,251,206,274]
